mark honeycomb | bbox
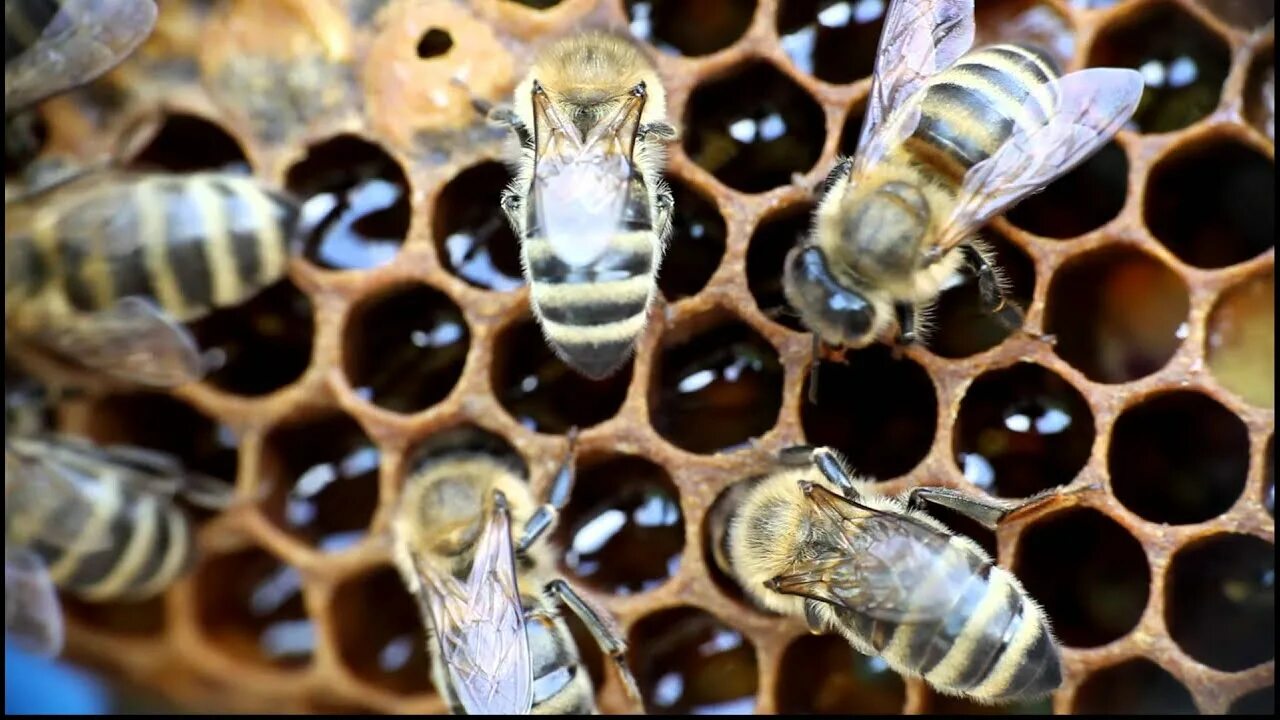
[5,0,1274,714]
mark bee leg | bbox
[515,428,579,554]
[903,484,1098,531]
[962,246,1056,346]
[639,121,677,141]
[546,578,640,703]
[803,599,828,634]
[811,447,862,500]
[892,302,919,349]
[777,444,819,467]
[817,156,855,199]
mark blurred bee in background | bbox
[391,428,640,714]
[711,445,1090,705]
[4,0,159,167]
[479,31,678,381]
[3,372,234,659]
[785,0,1143,399]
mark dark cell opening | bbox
[4,110,47,178]
[926,232,1036,359]
[61,596,166,638]
[1244,47,1274,141]
[433,161,524,292]
[332,567,433,695]
[195,548,314,670]
[972,0,1075,72]
[129,113,250,174]
[629,607,758,714]
[416,28,453,59]
[1230,686,1274,714]
[657,179,726,301]
[837,100,865,156]
[746,204,814,333]
[1200,0,1275,30]
[1167,533,1274,671]
[776,634,906,714]
[1006,142,1128,239]
[190,280,314,396]
[504,0,563,8]
[777,0,886,84]
[702,476,783,612]
[1073,659,1198,714]
[626,0,756,57]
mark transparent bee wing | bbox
[852,0,975,175]
[4,438,115,553]
[416,495,533,715]
[4,545,64,658]
[933,67,1144,254]
[33,296,205,388]
[769,483,978,624]
[4,0,159,111]
[91,442,235,511]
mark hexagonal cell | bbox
[1044,248,1189,384]
[777,0,886,84]
[128,113,250,174]
[1199,0,1275,30]
[60,596,166,638]
[260,414,380,553]
[1109,391,1248,525]
[285,135,410,271]
[331,567,433,695]
[189,279,314,396]
[929,690,1052,715]
[683,61,826,193]
[776,634,906,714]
[1005,141,1127,239]
[1245,48,1275,142]
[954,362,1095,498]
[1145,139,1274,269]
[1208,270,1274,409]
[492,315,630,434]
[554,454,684,596]
[657,179,726,302]
[973,1,1074,70]
[746,204,814,332]
[1073,658,1197,714]
[802,346,937,480]
[1230,686,1275,714]
[195,547,314,670]
[1167,533,1274,672]
[926,233,1036,359]
[432,161,524,292]
[342,283,469,414]
[1014,508,1149,648]
[1088,2,1229,134]
[629,607,758,714]
[626,0,755,57]
[651,318,783,454]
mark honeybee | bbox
[481,31,677,380]
[391,428,640,714]
[711,445,1093,705]
[3,380,233,658]
[785,0,1143,384]
[5,164,301,388]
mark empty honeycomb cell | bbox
[415,28,453,59]
[260,414,380,554]
[626,0,756,57]
[801,346,937,480]
[1109,391,1248,524]
[1005,141,1127,239]
[683,61,826,193]
[628,606,759,714]
[1245,48,1275,142]
[1145,139,1275,269]
[128,113,249,173]
[973,0,1075,72]
[1087,2,1230,133]
[195,547,314,670]
[1044,248,1189,384]
[929,691,1052,715]
[838,99,865,155]
[775,634,906,715]
[188,280,314,396]
[342,283,469,414]
[331,567,433,695]
[746,204,815,333]
[1207,270,1275,409]
[953,362,1095,498]
[651,318,784,454]
[1166,533,1275,672]
[1230,685,1275,714]
[1014,508,1150,647]
[776,0,886,84]
[60,596,166,638]
[492,316,630,434]
[1072,658,1198,714]
[1199,0,1275,30]
[926,232,1036,359]
[554,454,684,596]
[432,161,524,292]
[284,135,410,272]
[656,179,726,302]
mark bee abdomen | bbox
[526,607,595,714]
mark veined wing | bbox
[416,493,532,715]
[4,545,64,657]
[768,482,983,624]
[4,437,114,553]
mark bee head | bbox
[784,245,877,346]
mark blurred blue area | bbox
[5,641,111,715]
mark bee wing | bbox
[89,442,235,510]
[932,67,1144,254]
[5,437,115,553]
[528,82,648,269]
[852,0,975,175]
[4,0,159,111]
[32,296,205,388]
[4,546,65,658]
[415,498,533,715]
[769,483,973,624]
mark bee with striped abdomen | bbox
[711,445,1093,705]
[391,428,639,714]
[482,31,677,380]
[4,165,301,388]
[786,0,1143,395]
